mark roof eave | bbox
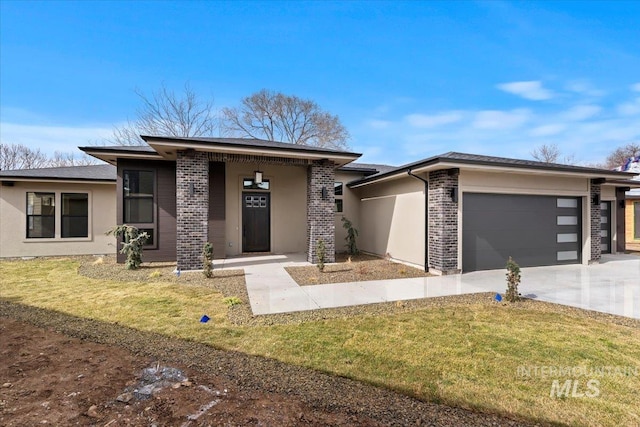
[0,176,115,184]
[349,158,636,188]
[79,147,164,165]
[144,138,361,166]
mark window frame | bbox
[26,192,56,239]
[634,201,640,240]
[61,192,89,238]
[24,190,93,242]
[122,169,157,249]
[243,178,270,190]
[334,182,344,213]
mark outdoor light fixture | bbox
[254,170,263,184]
[321,186,328,200]
[189,182,195,196]
[592,194,600,205]
[450,186,459,203]
[619,200,626,209]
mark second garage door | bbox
[462,193,582,272]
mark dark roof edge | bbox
[141,135,362,158]
[0,175,115,183]
[78,146,161,155]
[348,154,636,187]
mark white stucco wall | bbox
[0,181,117,258]
[354,176,425,266]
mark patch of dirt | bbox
[0,302,543,427]
[286,253,431,286]
[0,317,382,426]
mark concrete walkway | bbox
[214,253,640,319]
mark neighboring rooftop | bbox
[338,162,396,175]
[0,164,116,182]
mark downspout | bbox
[407,169,429,272]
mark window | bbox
[635,202,640,239]
[334,182,343,213]
[124,170,154,223]
[62,193,88,238]
[26,192,55,238]
[243,178,270,190]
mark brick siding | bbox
[428,169,460,274]
[176,150,209,270]
[307,160,336,264]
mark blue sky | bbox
[1,0,639,166]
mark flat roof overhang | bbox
[141,136,361,167]
[348,160,637,188]
[0,176,115,184]
[78,147,164,165]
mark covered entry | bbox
[462,193,582,271]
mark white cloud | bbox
[560,104,601,121]
[617,98,640,116]
[472,109,531,130]
[0,122,113,155]
[631,83,640,92]
[405,111,463,128]
[564,80,606,97]
[529,124,566,137]
[496,81,555,101]
[367,119,392,129]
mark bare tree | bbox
[108,83,217,145]
[604,142,640,169]
[531,144,561,163]
[222,89,350,150]
[531,143,575,164]
[49,151,99,167]
[0,143,49,170]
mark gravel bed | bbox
[286,253,431,286]
[0,300,546,427]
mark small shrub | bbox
[222,296,242,307]
[148,270,162,279]
[505,256,521,302]
[341,216,359,255]
[316,238,326,272]
[202,242,213,278]
[106,225,149,270]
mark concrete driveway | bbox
[216,253,639,319]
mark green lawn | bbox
[1,257,639,427]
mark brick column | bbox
[428,169,460,274]
[590,182,602,264]
[176,150,209,270]
[307,160,335,264]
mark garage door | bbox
[462,193,582,272]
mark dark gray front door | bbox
[242,193,270,252]
[600,201,611,254]
[462,193,582,272]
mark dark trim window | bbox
[243,178,270,190]
[635,202,640,239]
[123,170,154,223]
[334,182,343,213]
[26,192,55,238]
[62,193,88,238]
[123,170,156,248]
